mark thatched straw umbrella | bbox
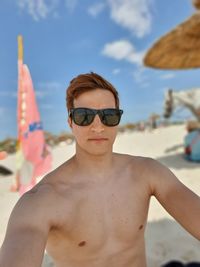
[143,0,200,69]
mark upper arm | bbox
[0,191,51,267]
[147,158,200,240]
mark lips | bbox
[88,138,108,141]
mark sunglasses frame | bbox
[69,107,123,127]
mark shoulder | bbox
[10,179,59,231]
[119,154,169,174]
[127,156,181,197]
[115,153,177,192]
[126,155,176,182]
[115,153,158,172]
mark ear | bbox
[68,116,72,128]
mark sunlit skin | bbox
[68,89,118,164]
[0,89,200,267]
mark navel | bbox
[78,241,86,247]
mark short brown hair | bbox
[66,72,120,112]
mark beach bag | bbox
[184,130,200,162]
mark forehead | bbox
[74,89,116,108]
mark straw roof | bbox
[143,1,200,69]
[193,0,200,9]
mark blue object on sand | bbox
[184,130,200,162]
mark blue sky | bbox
[0,0,199,140]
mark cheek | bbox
[108,127,118,141]
[71,125,88,141]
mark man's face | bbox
[68,89,119,156]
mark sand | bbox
[0,124,199,266]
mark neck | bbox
[73,144,115,179]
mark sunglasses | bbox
[69,108,123,127]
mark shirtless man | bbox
[0,72,200,267]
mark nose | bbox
[91,114,104,133]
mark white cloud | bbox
[107,0,154,37]
[35,90,49,98]
[102,39,145,65]
[17,0,59,21]
[36,81,62,98]
[88,2,106,17]
[72,39,93,50]
[102,40,134,60]
[0,107,5,116]
[40,104,53,109]
[128,50,146,65]
[160,73,175,80]
[112,68,121,75]
[133,67,146,83]
[37,81,62,90]
[0,91,17,98]
[65,0,78,13]
[132,67,150,88]
[16,0,154,37]
[141,82,150,88]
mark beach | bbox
[0,124,199,266]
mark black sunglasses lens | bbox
[102,109,122,126]
[71,108,123,126]
[73,108,94,126]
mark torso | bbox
[39,154,152,267]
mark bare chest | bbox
[46,180,150,263]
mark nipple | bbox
[78,241,86,247]
[139,225,143,230]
